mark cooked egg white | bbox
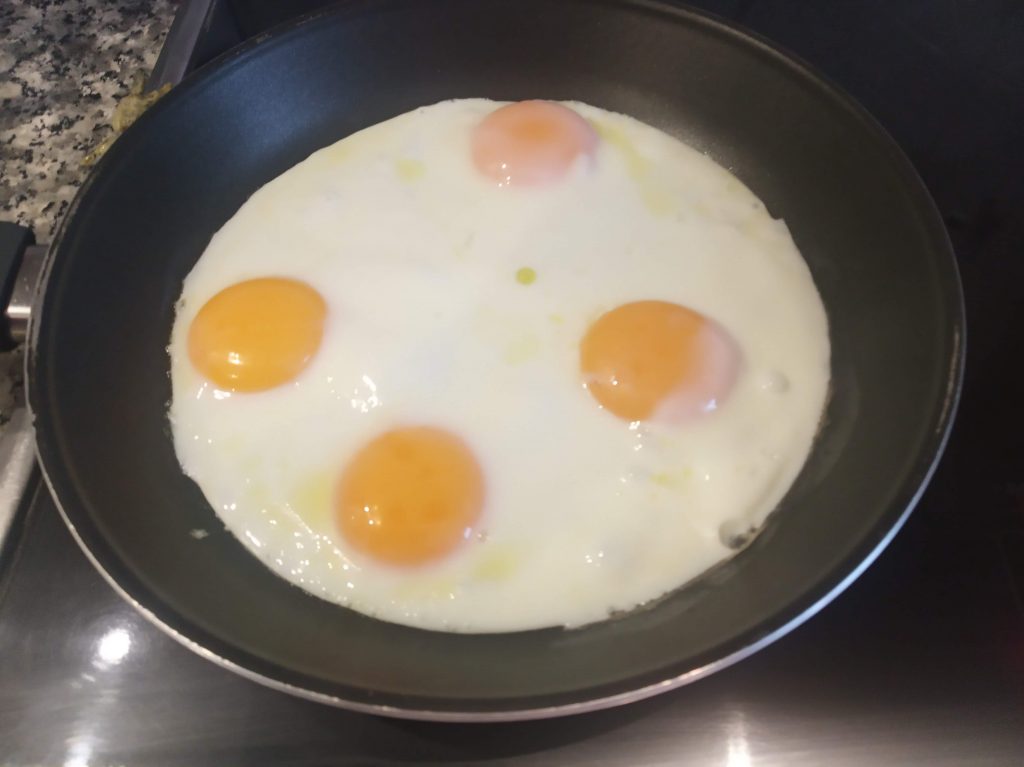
[167,99,830,633]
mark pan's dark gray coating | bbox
[28,0,963,719]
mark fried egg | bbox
[167,99,830,633]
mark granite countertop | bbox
[1,0,178,242]
[0,0,177,419]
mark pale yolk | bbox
[471,100,598,186]
[187,277,326,392]
[336,427,485,566]
[580,301,740,422]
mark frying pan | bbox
[25,0,963,720]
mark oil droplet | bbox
[473,547,519,581]
[651,472,673,487]
[641,186,673,217]
[650,467,693,490]
[595,121,647,177]
[595,120,673,216]
[324,143,350,164]
[515,266,537,285]
[395,158,425,181]
[293,471,333,532]
[504,334,540,365]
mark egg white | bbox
[168,99,830,633]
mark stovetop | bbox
[3,1,1023,764]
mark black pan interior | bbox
[30,0,962,717]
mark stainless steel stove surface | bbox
[3,1,1023,764]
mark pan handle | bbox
[0,222,33,350]
[0,221,43,563]
[0,222,46,349]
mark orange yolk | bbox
[471,100,598,186]
[580,300,740,422]
[187,277,326,392]
[336,427,485,566]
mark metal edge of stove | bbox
[0,241,48,565]
[147,0,220,91]
[0,410,36,563]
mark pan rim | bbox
[27,0,966,721]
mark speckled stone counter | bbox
[1,0,177,241]
[0,0,176,420]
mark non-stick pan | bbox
[26,0,963,720]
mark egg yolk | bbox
[580,300,740,422]
[187,277,326,392]
[471,100,598,186]
[336,427,485,566]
